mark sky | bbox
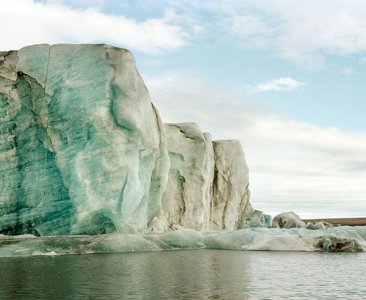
[1,0,365,218]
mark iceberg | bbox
[210,140,252,230]
[0,44,252,236]
[0,44,169,235]
[0,44,364,255]
[272,212,306,229]
[158,123,215,231]
[155,124,252,232]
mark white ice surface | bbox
[0,226,365,257]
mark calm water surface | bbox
[0,250,365,299]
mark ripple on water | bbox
[0,250,365,299]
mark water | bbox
[0,250,365,299]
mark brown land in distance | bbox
[303,217,366,226]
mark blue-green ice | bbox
[0,44,251,236]
[0,44,364,255]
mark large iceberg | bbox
[0,44,252,236]
[1,44,364,255]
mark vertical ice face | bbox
[160,123,214,231]
[0,44,168,235]
[210,140,252,230]
[0,44,253,235]
[158,125,252,232]
[0,48,73,235]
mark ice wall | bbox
[159,123,214,231]
[0,44,168,235]
[0,44,252,236]
[157,125,253,231]
[210,140,252,230]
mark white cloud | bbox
[248,77,305,93]
[156,0,366,66]
[202,0,366,67]
[340,67,353,75]
[145,70,366,218]
[0,0,188,54]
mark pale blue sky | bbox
[2,0,365,217]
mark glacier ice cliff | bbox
[1,44,364,254]
[158,123,214,232]
[210,140,252,230]
[154,123,253,232]
[0,44,252,236]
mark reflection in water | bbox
[0,250,365,299]
[0,250,250,299]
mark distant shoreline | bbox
[303,217,366,226]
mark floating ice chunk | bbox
[305,222,332,230]
[314,236,364,252]
[240,233,316,251]
[272,212,305,229]
[244,210,273,228]
[0,226,364,257]
[32,251,57,256]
